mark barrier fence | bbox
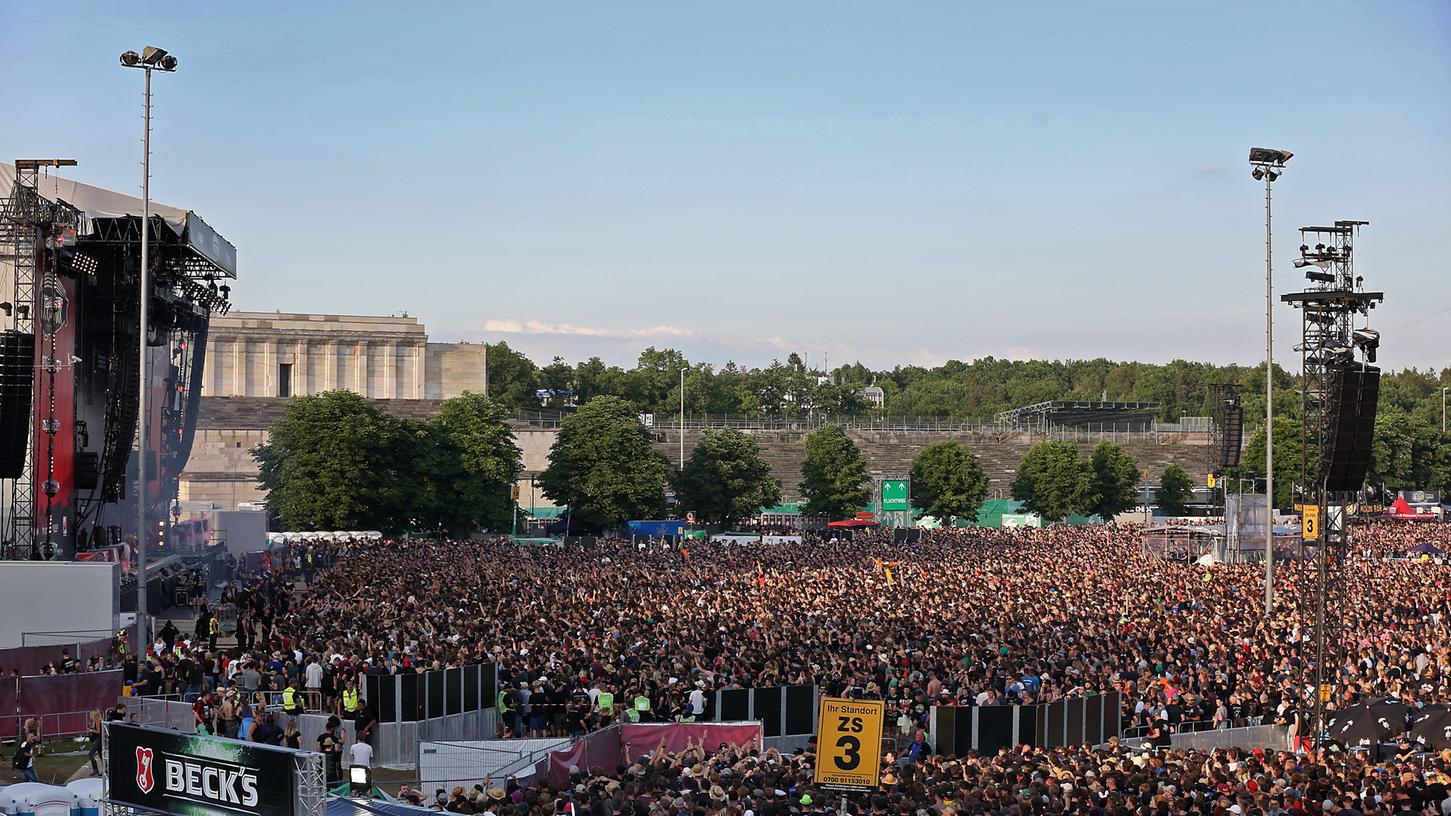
[713,685,817,739]
[363,662,498,723]
[536,722,763,787]
[0,635,116,677]
[421,737,571,792]
[930,693,1122,756]
[0,670,124,741]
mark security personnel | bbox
[282,680,304,717]
[208,614,220,651]
[341,680,360,717]
[632,690,652,723]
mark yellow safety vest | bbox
[282,688,298,710]
[342,689,359,712]
[210,618,219,635]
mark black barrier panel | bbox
[718,689,749,722]
[755,686,782,737]
[785,685,815,736]
[1104,693,1122,739]
[463,665,480,713]
[1066,699,1085,747]
[108,722,298,816]
[977,706,1014,755]
[1045,700,1066,747]
[482,663,498,709]
[427,670,445,719]
[1084,697,1103,746]
[934,707,962,757]
[400,673,421,723]
[445,668,462,716]
[1018,705,1038,748]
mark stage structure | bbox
[0,161,235,560]
[1280,220,1382,746]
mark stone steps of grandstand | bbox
[199,397,449,430]
[653,429,1207,501]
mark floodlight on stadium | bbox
[1249,147,1293,165]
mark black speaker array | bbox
[1324,363,1380,493]
[0,331,35,478]
[75,452,100,490]
[1217,403,1244,471]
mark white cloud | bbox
[483,318,696,339]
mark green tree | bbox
[485,341,540,413]
[673,429,782,528]
[909,440,988,523]
[253,391,413,532]
[799,425,870,519]
[538,396,669,528]
[429,392,523,534]
[1155,464,1194,516]
[1240,415,1304,510]
[1011,441,1093,521]
[1088,442,1141,521]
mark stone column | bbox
[233,339,244,395]
[357,341,370,397]
[324,341,336,391]
[385,343,398,398]
[414,343,424,399]
[295,340,309,396]
[266,339,279,397]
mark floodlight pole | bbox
[1263,169,1275,615]
[122,48,177,648]
[137,63,154,646]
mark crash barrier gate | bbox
[252,689,325,715]
[362,663,498,723]
[930,693,1123,756]
[129,692,499,770]
[712,685,818,739]
[0,670,123,741]
[420,737,572,792]
[0,635,116,677]
[529,722,763,787]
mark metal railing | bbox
[5,709,100,742]
[250,689,324,715]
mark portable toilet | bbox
[0,784,79,816]
[64,779,103,816]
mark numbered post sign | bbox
[1302,505,1320,541]
[813,697,885,792]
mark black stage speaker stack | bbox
[1324,361,1380,493]
[1218,401,1243,472]
[0,330,35,478]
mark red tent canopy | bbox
[827,519,876,528]
[1385,496,1433,520]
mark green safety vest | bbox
[596,691,614,713]
[282,688,299,710]
[634,695,651,712]
[342,689,359,712]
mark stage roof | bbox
[1,161,236,278]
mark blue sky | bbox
[3,1,1448,370]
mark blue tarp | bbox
[626,520,686,538]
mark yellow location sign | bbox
[814,697,885,792]
[1302,505,1320,540]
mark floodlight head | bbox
[1249,147,1293,165]
[141,46,169,66]
[1266,170,1280,181]
[158,54,178,71]
[1251,167,1265,181]
[1352,328,1380,348]
[120,51,141,67]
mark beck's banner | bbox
[107,722,299,816]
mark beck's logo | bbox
[136,747,155,794]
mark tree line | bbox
[253,391,1207,533]
[490,342,1451,499]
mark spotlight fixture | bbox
[1305,270,1336,284]
[1248,147,1294,165]
[1252,167,1265,181]
[1294,258,1332,270]
[120,50,140,67]
[1352,328,1380,363]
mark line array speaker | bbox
[1217,403,1244,471]
[1324,363,1380,493]
[0,330,35,478]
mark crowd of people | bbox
[98,517,1451,811]
[398,737,1451,816]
